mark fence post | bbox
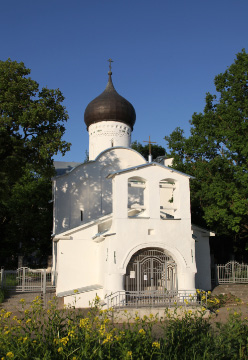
[215,264,218,285]
[42,269,46,295]
[22,267,25,292]
[232,261,235,283]
[0,269,3,289]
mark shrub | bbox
[0,296,248,359]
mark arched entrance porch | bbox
[125,248,177,292]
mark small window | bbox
[80,210,83,221]
[111,139,114,147]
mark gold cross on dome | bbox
[108,58,113,71]
[143,136,157,155]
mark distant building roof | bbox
[54,161,82,176]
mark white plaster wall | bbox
[88,121,131,160]
[55,216,196,307]
[53,148,146,234]
[104,218,196,293]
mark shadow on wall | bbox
[54,151,122,234]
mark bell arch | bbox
[127,176,147,217]
[125,247,177,292]
[159,177,178,219]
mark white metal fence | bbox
[106,290,208,309]
[216,261,248,284]
[0,267,57,294]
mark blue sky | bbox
[1,0,248,162]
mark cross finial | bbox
[143,136,157,155]
[108,58,113,72]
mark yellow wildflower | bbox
[23,337,28,343]
[4,312,12,318]
[152,341,160,349]
[102,333,113,344]
[6,353,14,359]
[73,289,78,293]
[24,310,29,315]
[19,298,25,303]
[60,336,69,346]
[79,318,90,328]
[26,319,31,324]
[99,324,106,336]
[57,347,63,353]
[12,316,17,321]
[68,330,75,337]
[139,328,146,335]
[149,313,154,319]
[127,351,132,358]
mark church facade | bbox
[52,68,213,308]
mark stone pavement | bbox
[0,291,57,312]
[2,284,248,313]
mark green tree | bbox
[131,140,166,160]
[165,49,248,259]
[0,59,70,266]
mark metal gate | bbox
[0,267,57,293]
[216,261,248,284]
[125,248,177,292]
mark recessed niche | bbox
[148,229,155,235]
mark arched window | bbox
[159,178,177,219]
[127,176,147,218]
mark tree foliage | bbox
[131,140,166,160]
[165,49,248,256]
[0,59,70,266]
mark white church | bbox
[52,66,214,308]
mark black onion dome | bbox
[84,72,136,130]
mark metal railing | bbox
[106,290,207,309]
[216,261,248,284]
[0,267,57,294]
